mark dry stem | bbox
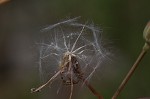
[0,0,9,4]
[31,71,60,93]
[83,79,104,99]
[112,43,149,99]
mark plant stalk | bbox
[112,43,149,99]
[83,79,103,99]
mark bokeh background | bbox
[0,0,150,99]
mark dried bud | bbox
[143,21,150,51]
[143,21,150,44]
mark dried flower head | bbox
[31,17,109,99]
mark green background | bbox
[0,0,150,99]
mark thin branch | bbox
[83,79,104,99]
[0,0,9,4]
[69,60,74,99]
[112,21,150,99]
[31,71,60,93]
[112,46,148,99]
[69,71,74,99]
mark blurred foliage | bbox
[0,0,150,99]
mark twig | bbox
[69,73,74,99]
[0,0,10,4]
[112,21,150,99]
[112,43,150,99]
[31,71,60,93]
[83,79,104,99]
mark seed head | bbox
[37,17,109,81]
[32,17,110,99]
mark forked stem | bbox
[83,79,104,99]
[31,71,60,93]
[112,43,150,99]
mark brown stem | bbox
[112,49,147,99]
[0,0,10,4]
[31,71,60,93]
[83,79,103,99]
